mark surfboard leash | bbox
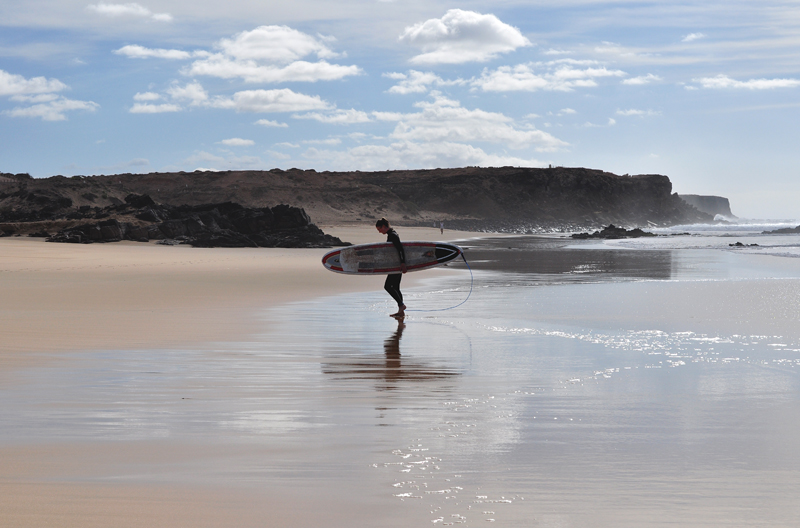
[406,253,473,313]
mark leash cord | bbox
[405,253,473,312]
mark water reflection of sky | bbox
[450,235,800,285]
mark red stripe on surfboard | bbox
[359,262,438,273]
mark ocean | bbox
[3,221,800,527]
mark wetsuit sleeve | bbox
[387,230,405,264]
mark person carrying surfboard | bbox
[376,218,407,318]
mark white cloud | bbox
[5,96,99,121]
[267,150,292,160]
[616,108,661,117]
[133,91,161,101]
[219,138,255,146]
[184,150,263,170]
[303,140,545,171]
[0,69,67,96]
[293,108,371,124]
[377,93,567,151]
[385,70,466,94]
[166,81,208,105]
[473,60,626,92]
[1,69,96,121]
[127,82,206,113]
[210,89,333,113]
[303,138,342,145]
[543,48,570,56]
[694,74,800,89]
[184,56,360,83]
[400,9,531,65]
[255,119,288,127]
[622,73,662,85]
[593,41,643,59]
[608,118,616,126]
[129,102,181,113]
[114,45,193,60]
[372,111,406,121]
[216,25,339,63]
[682,33,706,42]
[180,25,361,83]
[10,93,60,103]
[559,108,577,115]
[130,82,328,117]
[86,3,172,22]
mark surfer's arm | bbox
[387,231,407,272]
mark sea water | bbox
[2,226,800,527]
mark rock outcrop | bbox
[571,224,657,239]
[762,225,800,234]
[42,195,348,248]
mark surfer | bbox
[376,218,407,318]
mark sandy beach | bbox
[0,225,478,365]
[2,226,800,527]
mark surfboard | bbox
[322,241,463,275]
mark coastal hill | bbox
[1,167,714,233]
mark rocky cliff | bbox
[1,167,715,233]
[678,194,735,218]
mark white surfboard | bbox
[322,241,462,275]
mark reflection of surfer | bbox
[384,319,405,374]
[375,218,407,318]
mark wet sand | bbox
[2,230,800,527]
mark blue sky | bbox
[1,0,799,219]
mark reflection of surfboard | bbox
[322,242,463,275]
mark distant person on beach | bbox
[440,221,444,234]
[376,218,407,318]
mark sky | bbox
[1,0,799,219]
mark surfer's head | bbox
[376,217,390,234]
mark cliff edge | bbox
[678,194,735,218]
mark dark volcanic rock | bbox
[763,225,800,234]
[571,224,657,239]
[44,194,347,248]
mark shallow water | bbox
[3,234,800,526]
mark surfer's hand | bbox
[401,263,408,273]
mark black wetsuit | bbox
[384,228,405,307]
